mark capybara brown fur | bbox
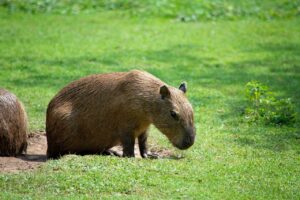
[46,70,196,159]
[0,88,28,156]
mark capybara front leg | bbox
[138,131,148,158]
[138,131,159,159]
[121,135,135,157]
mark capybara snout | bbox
[177,128,196,150]
[166,126,196,150]
[46,70,196,158]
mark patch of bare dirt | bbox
[0,132,174,173]
[0,132,47,173]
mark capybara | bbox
[46,70,195,158]
[0,88,28,156]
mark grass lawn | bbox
[0,4,300,199]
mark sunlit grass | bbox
[0,7,299,200]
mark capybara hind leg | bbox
[18,141,27,155]
[47,149,62,159]
[121,134,135,157]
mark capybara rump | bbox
[0,88,28,156]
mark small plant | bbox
[244,81,296,125]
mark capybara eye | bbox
[170,111,179,121]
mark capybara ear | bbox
[160,85,170,99]
[179,82,187,93]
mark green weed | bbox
[244,81,297,125]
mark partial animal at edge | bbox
[0,88,28,156]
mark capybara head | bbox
[152,83,196,150]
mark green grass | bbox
[0,2,300,199]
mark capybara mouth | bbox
[175,141,194,150]
[173,134,195,150]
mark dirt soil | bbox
[0,132,47,173]
[0,132,174,173]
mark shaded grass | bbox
[1,0,299,21]
[0,9,299,199]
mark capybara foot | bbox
[142,152,159,159]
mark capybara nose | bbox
[178,133,195,150]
